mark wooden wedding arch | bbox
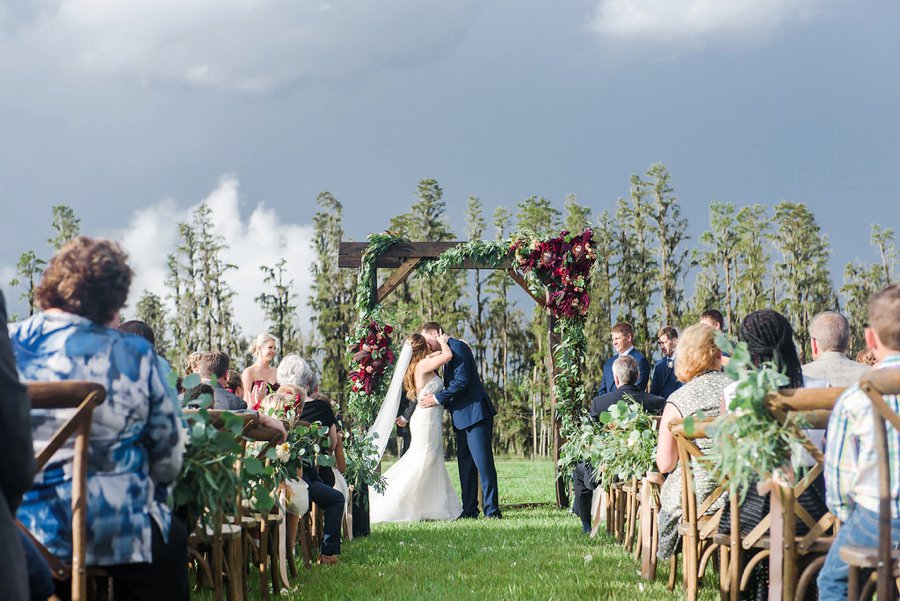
[339,240,571,508]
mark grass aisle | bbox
[290,459,711,601]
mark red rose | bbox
[384,325,393,334]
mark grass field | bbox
[280,458,715,601]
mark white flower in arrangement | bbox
[275,442,291,463]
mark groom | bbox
[418,322,501,519]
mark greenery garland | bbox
[415,240,509,277]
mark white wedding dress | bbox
[369,374,462,523]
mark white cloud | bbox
[589,0,820,46]
[117,175,316,338]
[2,0,481,91]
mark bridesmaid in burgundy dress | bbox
[241,333,280,408]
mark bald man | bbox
[802,311,869,387]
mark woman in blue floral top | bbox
[10,237,187,600]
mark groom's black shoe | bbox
[456,512,479,520]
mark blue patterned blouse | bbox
[9,311,184,566]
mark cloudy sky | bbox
[1,0,898,332]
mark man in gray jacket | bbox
[802,311,870,388]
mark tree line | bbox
[8,165,897,458]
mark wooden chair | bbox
[839,368,900,601]
[639,471,664,581]
[762,386,843,601]
[670,418,727,601]
[19,381,106,601]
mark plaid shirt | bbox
[824,353,900,522]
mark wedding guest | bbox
[802,311,869,387]
[241,333,280,405]
[596,323,650,396]
[196,351,248,410]
[718,310,830,598]
[1,290,54,601]
[276,355,344,565]
[856,347,878,367]
[650,326,682,399]
[119,319,178,392]
[819,284,900,600]
[656,323,729,560]
[9,237,188,600]
[225,370,244,398]
[700,309,730,365]
[573,355,665,533]
[298,363,346,486]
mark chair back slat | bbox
[25,381,106,601]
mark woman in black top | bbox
[299,367,346,487]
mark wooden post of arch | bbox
[340,240,570,508]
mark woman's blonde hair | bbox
[249,333,279,358]
[403,334,430,401]
[674,323,722,382]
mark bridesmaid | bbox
[241,333,280,407]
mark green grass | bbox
[276,458,716,601]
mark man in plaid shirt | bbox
[819,283,900,599]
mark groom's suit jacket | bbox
[435,338,497,430]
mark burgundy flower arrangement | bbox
[348,320,396,395]
[511,229,598,319]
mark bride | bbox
[369,332,462,523]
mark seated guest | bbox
[225,370,244,399]
[241,333,280,405]
[856,347,878,367]
[196,351,248,410]
[1,290,54,601]
[819,284,900,600]
[650,326,682,399]
[717,310,830,598]
[802,310,869,387]
[9,237,188,601]
[298,363,347,487]
[592,356,665,416]
[572,355,666,533]
[656,323,729,560]
[596,322,650,396]
[275,355,345,565]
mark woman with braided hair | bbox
[719,309,830,600]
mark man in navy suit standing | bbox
[418,322,501,519]
[596,322,651,396]
[650,326,682,399]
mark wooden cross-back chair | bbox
[751,385,844,601]
[18,381,106,601]
[839,368,900,601]
[669,417,728,601]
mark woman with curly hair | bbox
[9,237,187,600]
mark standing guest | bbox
[241,333,280,405]
[275,355,345,565]
[650,326,682,399]
[197,351,248,410]
[655,323,730,560]
[802,311,870,387]
[572,355,665,534]
[9,237,187,601]
[818,284,900,600]
[596,323,651,396]
[700,309,730,366]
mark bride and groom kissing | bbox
[369,322,502,522]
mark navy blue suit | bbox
[649,356,682,399]
[435,338,500,518]
[596,348,651,396]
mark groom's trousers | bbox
[456,416,500,517]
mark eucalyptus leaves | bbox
[707,333,806,502]
[559,398,658,490]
